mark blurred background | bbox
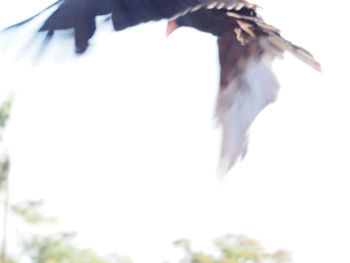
[0,0,350,262]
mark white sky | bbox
[1,0,350,263]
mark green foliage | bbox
[174,235,291,263]
[0,99,12,128]
[0,97,12,190]
[0,97,12,263]
[0,157,9,190]
[6,199,132,263]
[0,255,18,263]
[11,200,57,225]
[21,233,131,263]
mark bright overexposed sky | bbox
[0,0,350,263]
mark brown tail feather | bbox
[267,35,321,71]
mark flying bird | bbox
[4,0,320,172]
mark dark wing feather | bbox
[5,0,242,52]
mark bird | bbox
[4,0,320,173]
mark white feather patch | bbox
[216,48,280,173]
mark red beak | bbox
[166,20,180,37]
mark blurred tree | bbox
[0,98,13,263]
[0,100,11,130]
[3,199,132,263]
[11,200,57,225]
[21,232,132,263]
[174,235,291,263]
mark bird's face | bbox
[166,20,180,37]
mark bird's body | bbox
[4,0,320,172]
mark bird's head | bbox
[166,9,214,37]
[166,20,180,37]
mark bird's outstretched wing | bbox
[214,11,320,172]
[216,37,281,172]
[4,0,245,53]
[166,2,319,172]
